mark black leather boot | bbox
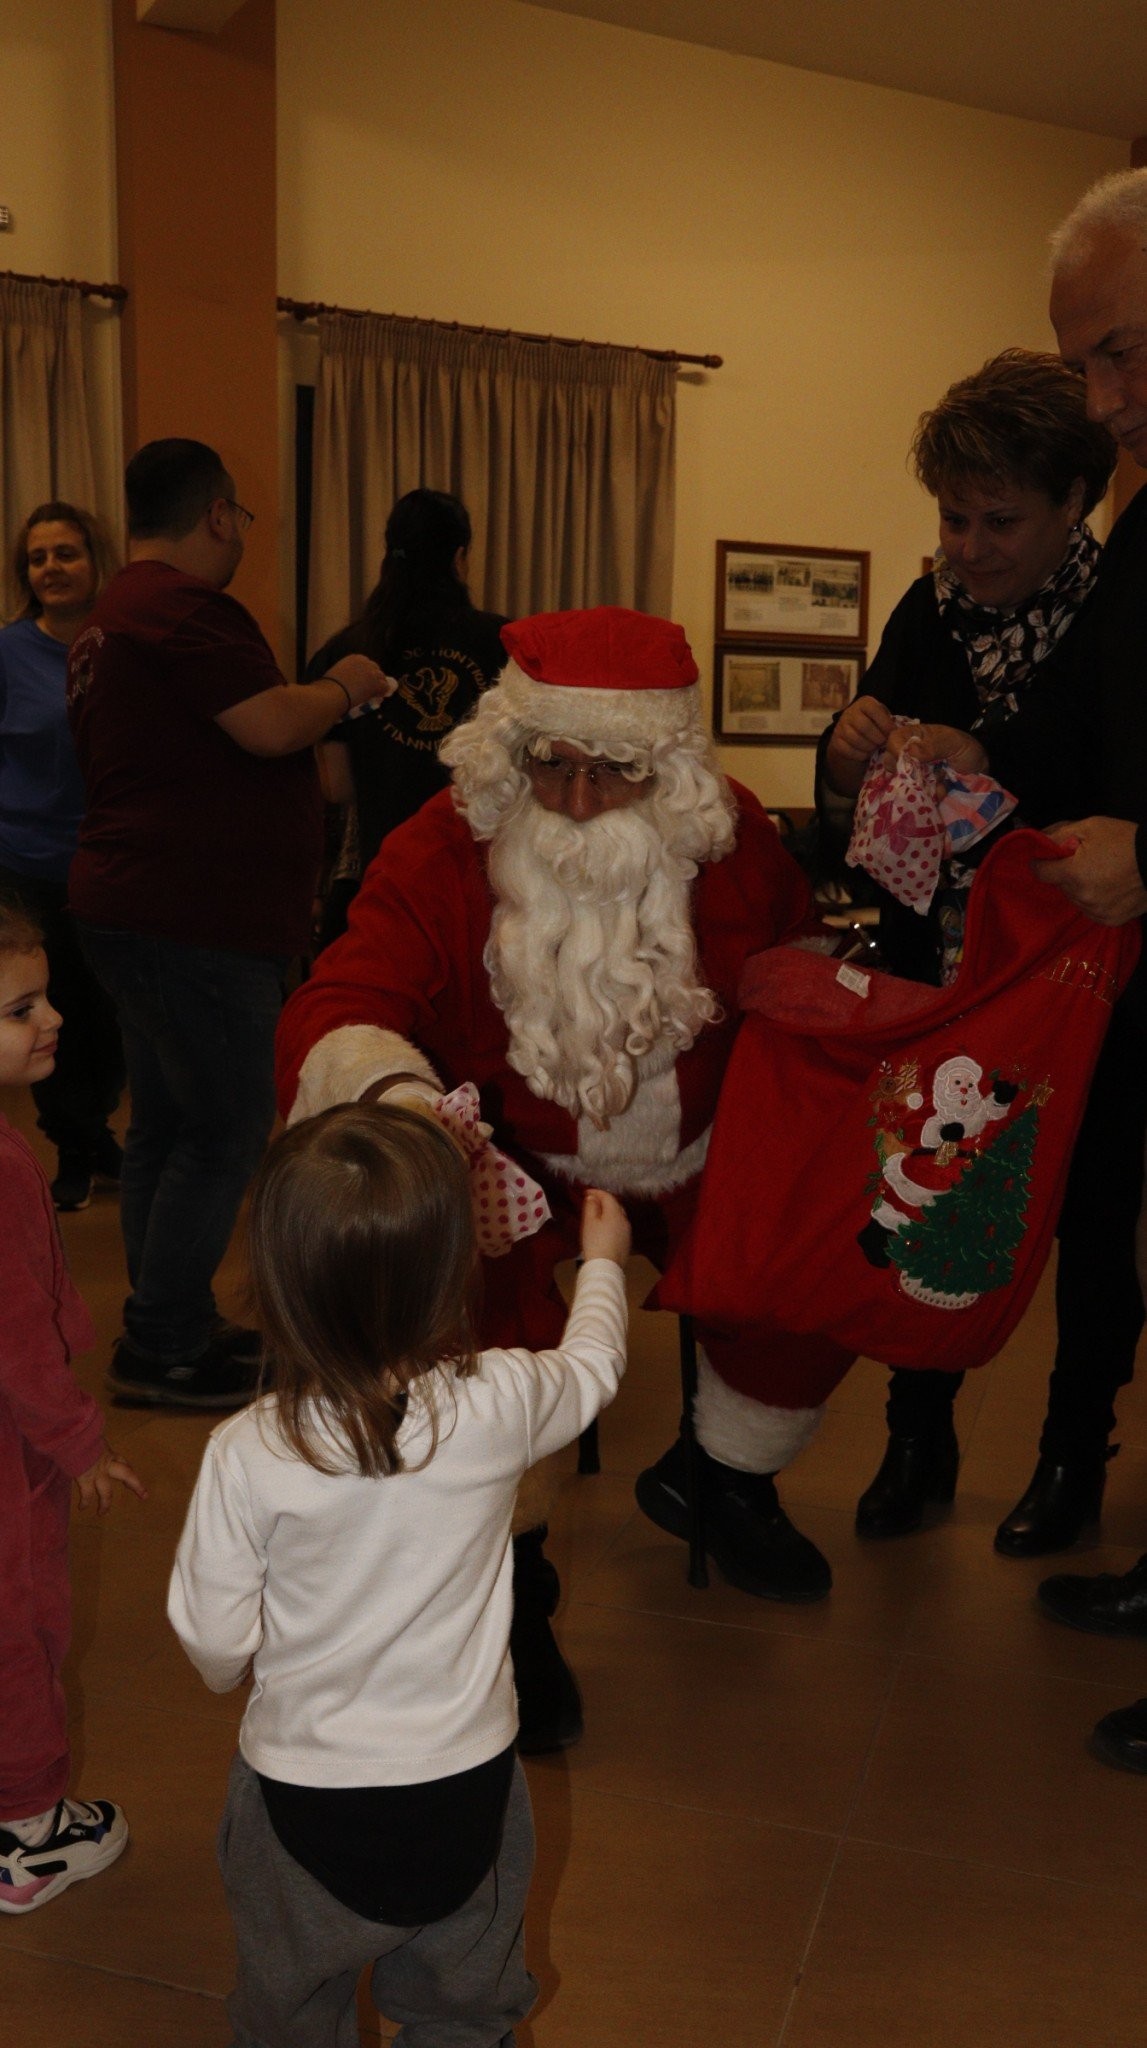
[1090,1696,1147,1772]
[993,1452,1111,1558]
[509,1525,583,1755]
[855,1424,959,1538]
[1037,1552,1147,1636]
[635,1435,831,1602]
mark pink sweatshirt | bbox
[0,1116,102,1481]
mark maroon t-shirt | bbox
[67,561,322,956]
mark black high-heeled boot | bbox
[855,1424,960,1538]
[993,1450,1113,1557]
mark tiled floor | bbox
[4,1087,1146,2047]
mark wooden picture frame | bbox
[715,540,869,647]
[713,642,866,747]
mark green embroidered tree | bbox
[893,1099,1039,1305]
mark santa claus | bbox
[276,606,852,1748]
[861,1054,1019,1264]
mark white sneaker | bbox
[0,1798,128,1913]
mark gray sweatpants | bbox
[217,1751,538,2048]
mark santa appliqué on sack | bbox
[857,1053,1052,1310]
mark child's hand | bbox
[74,1445,148,1515]
[579,1189,631,1267]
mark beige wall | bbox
[277,0,1125,807]
[0,0,123,535]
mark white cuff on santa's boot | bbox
[693,1349,823,1474]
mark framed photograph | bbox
[713,643,866,746]
[716,540,869,645]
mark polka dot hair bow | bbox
[846,719,1016,915]
[432,1083,552,1257]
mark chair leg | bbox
[678,1314,708,1588]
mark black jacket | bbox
[309,607,509,872]
[815,571,1092,983]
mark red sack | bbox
[659,830,1140,1373]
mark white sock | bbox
[2,1804,58,1847]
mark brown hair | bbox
[6,500,120,624]
[0,894,44,959]
[246,1102,478,1479]
[911,349,1117,516]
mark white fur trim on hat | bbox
[289,1026,442,1125]
[495,656,702,748]
[693,1350,824,1474]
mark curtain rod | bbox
[0,268,127,303]
[276,295,722,369]
[0,275,717,362]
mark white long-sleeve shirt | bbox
[168,1258,627,1787]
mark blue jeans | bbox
[77,925,287,1362]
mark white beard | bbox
[485,795,720,1126]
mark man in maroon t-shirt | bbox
[68,438,386,1407]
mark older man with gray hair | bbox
[969,169,1147,1772]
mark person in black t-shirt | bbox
[308,490,509,941]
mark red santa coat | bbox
[276,784,850,1401]
[277,782,811,1163]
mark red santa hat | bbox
[496,605,702,747]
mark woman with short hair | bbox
[819,349,1118,1543]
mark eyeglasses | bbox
[523,750,645,791]
[225,499,255,535]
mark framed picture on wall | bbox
[713,643,866,746]
[715,540,869,645]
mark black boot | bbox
[509,1525,583,1755]
[1037,1552,1147,1636]
[635,1436,831,1602]
[1090,1696,1147,1773]
[50,1146,93,1212]
[855,1423,959,1539]
[993,1452,1111,1558]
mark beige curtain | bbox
[0,279,98,580]
[307,312,676,654]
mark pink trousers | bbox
[0,1413,72,1820]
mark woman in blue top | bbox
[0,502,124,1209]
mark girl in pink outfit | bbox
[0,898,145,1913]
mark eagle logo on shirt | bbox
[393,665,463,734]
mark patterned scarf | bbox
[928,521,1100,984]
[933,521,1100,731]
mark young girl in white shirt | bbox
[169,1100,630,2048]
